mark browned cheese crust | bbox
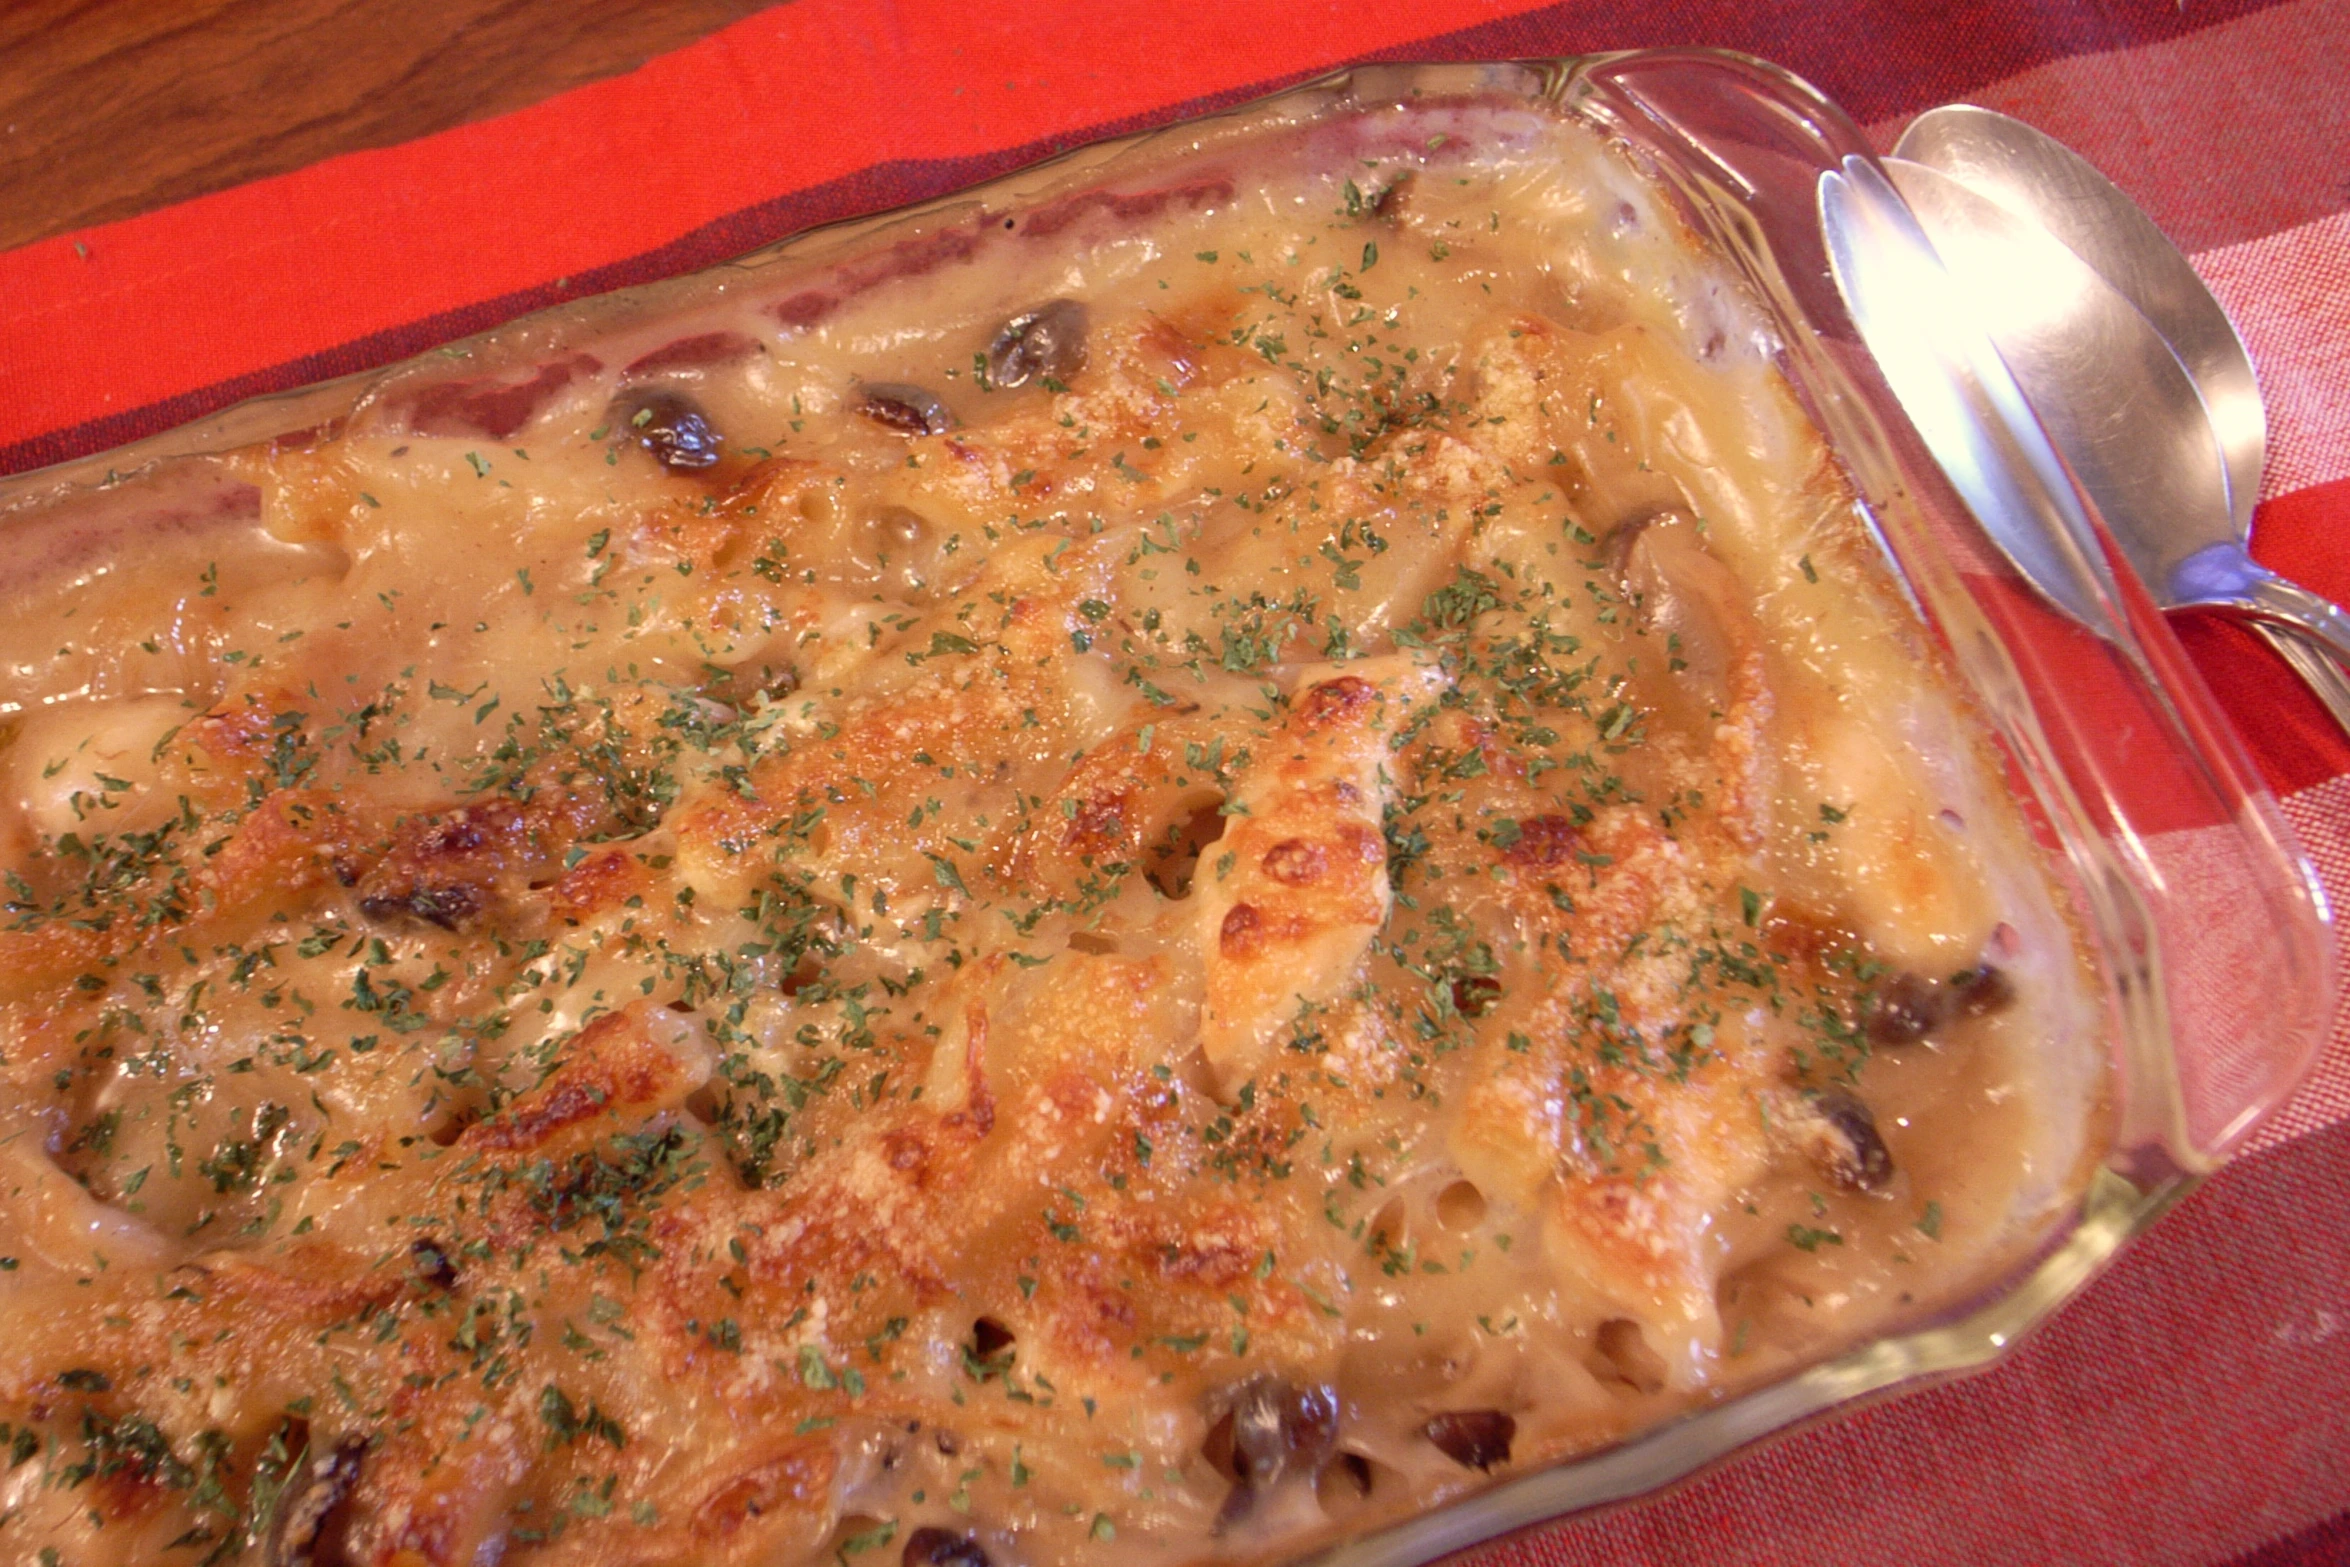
[0,101,2094,1567]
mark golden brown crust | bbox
[0,103,2092,1567]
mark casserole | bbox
[0,50,2327,1567]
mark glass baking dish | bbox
[0,47,2328,1567]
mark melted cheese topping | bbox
[0,99,2098,1567]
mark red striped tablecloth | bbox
[3,2,2345,1562]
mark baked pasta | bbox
[0,89,2099,1567]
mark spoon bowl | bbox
[1882,160,2230,599]
[1894,105,2350,727]
[1895,105,2264,533]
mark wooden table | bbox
[0,0,777,255]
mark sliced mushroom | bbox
[1804,1088,1894,1193]
[859,383,957,435]
[358,883,485,933]
[1864,960,2013,1045]
[351,802,527,934]
[1207,1374,1339,1529]
[1948,963,2015,1018]
[985,299,1089,389]
[1227,1374,1337,1491]
[1421,1409,1515,1471]
[1864,970,1945,1045]
[614,388,724,472]
[264,1438,365,1567]
[902,1527,991,1567]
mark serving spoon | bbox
[1821,156,2128,639]
[1893,105,2350,730]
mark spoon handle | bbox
[2255,620,2350,737]
[2228,569,2350,671]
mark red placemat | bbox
[4,2,2347,1563]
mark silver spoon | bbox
[1894,104,2350,730]
[1821,156,2129,640]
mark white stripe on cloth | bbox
[2193,210,2350,502]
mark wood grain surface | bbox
[0,0,782,255]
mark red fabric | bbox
[4,0,2348,1561]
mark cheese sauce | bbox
[0,97,2099,1567]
